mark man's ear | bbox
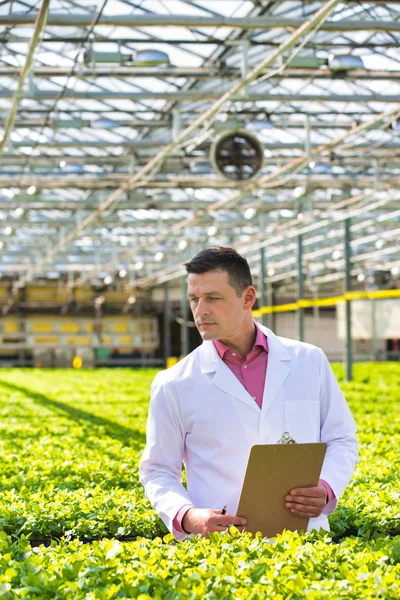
[243,286,257,310]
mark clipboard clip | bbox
[277,431,297,444]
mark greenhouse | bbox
[0,0,399,597]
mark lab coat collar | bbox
[199,324,291,413]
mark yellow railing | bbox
[252,289,400,317]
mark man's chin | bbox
[198,329,218,340]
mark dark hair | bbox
[184,247,253,297]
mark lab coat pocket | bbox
[284,401,320,443]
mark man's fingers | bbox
[210,523,247,533]
[207,514,246,533]
[289,507,320,518]
[210,515,246,526]
[285,495,325,507]
[289,486,326,498]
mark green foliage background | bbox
[0,363,398,598]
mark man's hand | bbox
[285,483,328,518]
[182,508,246,537]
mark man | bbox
[139,247,358,540]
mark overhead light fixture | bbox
[84,50,132,64]
[286,56,325,69]
[357,273,365,283]
[135,261,144,270]
[104,275,113,285]
[332,250,341,260]
[27,186,36,195]
[297,212,304,221]
[155,251,164,262]
[391,266,399,276]
[118,268,127,278]
[244,207,256,220]
[59,160,66,168]
[375,239,384,250]
[127,295,136,305]
[133,49,170,67]
[267,268,275,277]
[207,226,218,237]
[279,209,295,218]
[293,186,306,199]
[328,54,364,71]
[4,226,12,236]
[309,161,316,169]
[178,240,188,251]
[91,119,119,129]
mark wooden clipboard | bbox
[236,443,327,538]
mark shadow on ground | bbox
[0,379,146,449]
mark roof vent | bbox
[210,130,264,181]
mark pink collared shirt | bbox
[173,322,334,533]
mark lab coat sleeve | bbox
[317,349,359,515]
[139,372,194,539]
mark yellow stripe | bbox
[253,289,400,315]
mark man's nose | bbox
[196,298,210,316]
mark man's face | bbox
[188,269,253,342]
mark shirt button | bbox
[244,365,247,369]
[252,396,256,400]
[232,353,236,356]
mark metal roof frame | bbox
[0,0,399,300]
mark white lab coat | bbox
[139,324,358,540]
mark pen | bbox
[221,505,227,515]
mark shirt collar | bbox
[213,321,269,360]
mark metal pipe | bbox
[1,175,398,190]
[260,247,268,328]
[164,281,171,367]
[3,66,400,81]
[181,276,189,357]
[3,117,398,131]
[0,0,50,149]
[1,90,400,102]
[2,13,400,32]
[297,234,305,341]
[344,218,353,381]
[1,67,400,80]
[8,140,400,150]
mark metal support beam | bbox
[1,115,399,131]
[260,247,268,328]
[1,90,400,102]
[23,0,342,289]
[344,218,353,381]
[0,67,400,81]
[8,140,400,151]
[101,102,400,288]
[0,0,49,150]
[297,234,305,342]
[164,281,171,367]
[181,277,189,357]
[2,13,400,33]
